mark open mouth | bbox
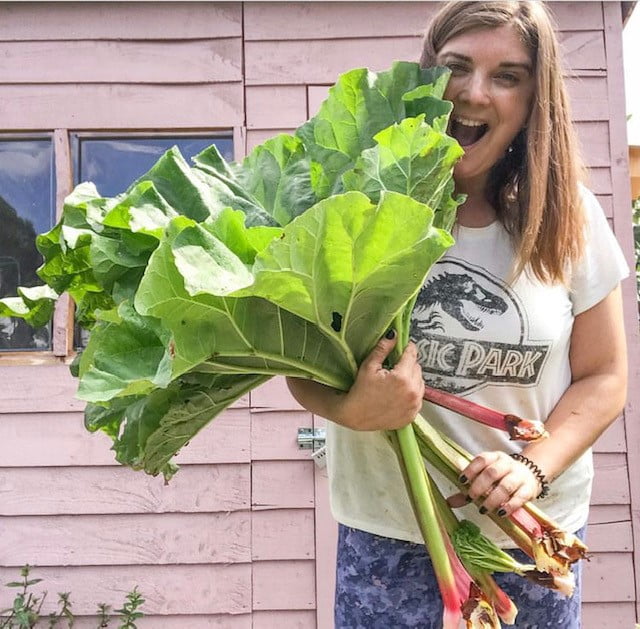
[449,117,489,148]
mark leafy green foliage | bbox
[0,62,464,478]
[0,566,143,628]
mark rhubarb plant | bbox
[0,60,589,627]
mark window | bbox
[71,133,234,349]
[72,135,234,195]
[0,137,55,351]
[0,132,234,354]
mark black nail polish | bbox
[497,508,507,517]
[479,506,487,515]
[385,328,396,340]
[459,474,468,484]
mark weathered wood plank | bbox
[252,509,315,561]
[307,85,330,118]
[586,167,613,195]
[1,512,251,566]
[582,552,635,602]
[576,120,611,168]
[251,376,305,411]
[593,415,626,452]
[567,76,609,121]
[551,2,604,31]
[252,610,316,629]
[0,464,250,515]
[0,84,244,130]
[314,418,338,629]
[587,520,634,552]
[0,565,251,615]
[582,602,637,629]
[252,560,316,610]
[592,453,631,505]
[0,365,82,413]
[0,407,250,466]
[589,504,631,525]
[0,40,242,84]
[244,1,602,41]
[0,3,242,40]
[245,86,307,130]
[245,38,424,86]
[251,410,314,461]
[560,30,606,71]
[244,2,434,40]
[603,4,640,621]
[596,194,613,218]
[246,129,296,153]
[252,461,315,510]
[69,616,252,629]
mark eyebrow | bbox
[438,52,533,74]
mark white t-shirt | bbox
[326,187,629,547]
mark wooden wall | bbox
[0,2,638,627]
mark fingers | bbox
[360,329,398,371]
[459,451,540,517]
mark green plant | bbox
[0,567,144,629]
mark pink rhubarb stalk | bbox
[391,427,465,628]
[412,413,588,588]
[422,384,548,442]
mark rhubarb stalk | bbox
[412,413,588,585]
[422,384,548,441]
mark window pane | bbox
[0,139,54,351]
[74,136,234,197]
[72,135,234,348]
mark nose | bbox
[460,72,491,106]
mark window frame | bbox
[0,128,237,365]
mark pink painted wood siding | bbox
[0,2,638,627]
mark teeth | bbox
[454,117,486,127]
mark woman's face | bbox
[436,24,536,190]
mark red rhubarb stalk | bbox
[422,384,549,441]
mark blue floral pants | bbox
[335,524,584,628]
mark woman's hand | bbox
[337,331,425,431]
[286,330,425,431]
[456,450,542,517]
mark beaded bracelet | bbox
[510,453,550,499]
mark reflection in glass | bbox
[72,135,234,349]
[0,140,54,351]
[73,136,234,197]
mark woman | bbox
[287,1,629,626]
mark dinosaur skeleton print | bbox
[411,258,551,395]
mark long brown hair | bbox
[421,1,585,284]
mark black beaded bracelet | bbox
[511,453,550,499]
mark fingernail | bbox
[497,508,507,517]
[385,328,396,340]
[459,474,468,484]
[478,506,487,515]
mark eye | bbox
[446,62,469,76]
[495,72,521,86]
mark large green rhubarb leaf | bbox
[297,62,452,197]
[242,190,454,367]
[342,115,464,231]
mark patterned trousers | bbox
[335,524,583,629]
